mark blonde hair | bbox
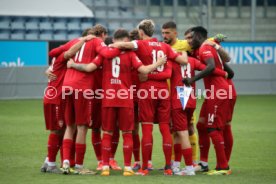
[137,19,155,37]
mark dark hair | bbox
[91,24,107,36]
[104,36,113,45]
[113,28,129,39]
[191,26,208,39]
[129,28,140,41]
[184,27,193,35]
[82,28,93,36]
[162,21,177,29]
[137,19,155,37]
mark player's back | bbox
[63,38,103,90]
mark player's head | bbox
[91,24,108,40]
[82,28,93,36]
[137,19,155,39]
[129,28,140,41]
[190,26,208,49]
[184,27,193,47]
[161,21,177,45]
[104,36,113,45]
[113,28,130,42]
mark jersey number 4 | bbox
[152,50,165,72]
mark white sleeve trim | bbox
[131,40,138,50]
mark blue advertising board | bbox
[0,41,48,67]
[221,42,276,64]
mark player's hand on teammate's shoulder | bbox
[138,73,148,82]
[225,72,228,79]
[45,68,57,81]
[67,59,74,69]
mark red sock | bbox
[197,123,210,162]
[110,128,119,159]
[123,133,133,166]
[75,143,86,166]
[102,133,112,166]
[62,139,73,162]
[223,125,233,162]
[47,133,60,162]
[209,130,229,169]
[58,133,64,164]
[182,148,193,166]
[69,135,76,167]
[141,124,153,169]
[92,131,102,161]
[159,124,173,167]
[174,143,182,162]
[133,133,140,162]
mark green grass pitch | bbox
[0,95,276,184]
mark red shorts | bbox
[64,91,92,126]
[43,102,65,130]
[172,108,195,131]
[205,98,230,130]
[91,99,102,129]
[227,97,237,122]
[102,107,134,131]
[139,98,170,124]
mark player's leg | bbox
[223,97,236,162]
[73,93,95,175]
[172,108,195,176]
[136,98,155,175]
[119,107,135,176]
[196,100,210,172]
[158,98,173,175]
[206,99,230,175]
[91,100,103,170]
[188,112,199,165]
[132,103,141,170]
[61,94,76,174]
[109,126,121,170]
[101,107,116,176]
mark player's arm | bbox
[146,61,172,81]
[67,58,98,72]
[109,41,135,50]
[138,56,167,74]
[223,63,234,79]
[64,35,94,59]
[97,46,121,59]
[196,61,227,78]
[183,58,215,86]
[203,40,231,63]
[174,51,188,65]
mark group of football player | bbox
[40,19,236,176]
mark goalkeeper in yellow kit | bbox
[161,21,226,171]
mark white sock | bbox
[109,158,114,161]
[173,161,180,168]
[102,165,109,170]
[98,160,102,164]
[75,164,83,169]
[48,162,56,167]
[124,166,132,170]
[44,157,49,164]
[186,165,194,171]
[148,160,152,164]
[63,159,70,165]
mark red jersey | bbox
[63,38,120,90]
[132,38,179,89]
[44,52,67,104]
[171,57,206,109]
[197,44,229,93]
[93,51,143,108]
[227,79,237,98]
[131,70,140,103]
